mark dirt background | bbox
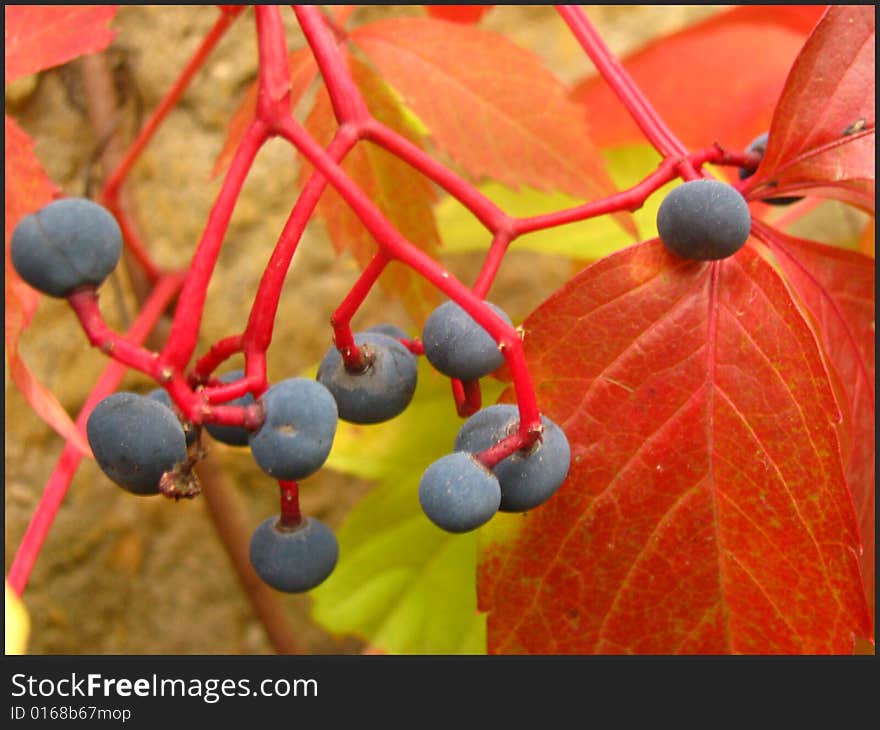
[5,5,722,654]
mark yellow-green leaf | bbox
[312,360,503,654]
[436,144,672,261]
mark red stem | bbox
[364,119,511,233]
[243,133,357,354]
[556,5,688,159]
[106,207,162,283]
[274,113,542,445]
[514,145,749,237]
[472,231,514,298]
[67,288,165,377]
[330,252,389,371]
[160,120,268,371]
[452,378,482,418]
[293,4,368,125]
[254,5,293,127]
[278,481,302,528]
[7,274,185,595]
[192,334,244,383]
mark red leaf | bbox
[424,6,491,24]
[301,56,442,325]
[859,218,874,258]
[745,7,875,212]
[330,6,358,29]
[5,5,118,84]
[754,222,875,636]
[4,116,91,457]
[480,240,870,653]
[5,116,57,328]
[572,6,826,150]
[351,17,635,238]
[212,47,318,177]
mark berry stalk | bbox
[330,252,389,371]
[275,113,543,443]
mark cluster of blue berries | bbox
[11,195,576,595]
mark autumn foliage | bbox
[4,5,874,655]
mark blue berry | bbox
[738,132,802,206]
[205,370,256,446]
[657,179,751,261]
[454,404,571,512]
[422,300,513,381]
[418,452,501,533]
[249,516,339,593]
[147,388,197,447]
[10,197,122,298]
[317,331,418,424]
[86,392,188,495]
[249,378,338,480]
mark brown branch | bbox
[196,459,300,654]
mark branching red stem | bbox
[293,5,368,126]
[17,5,783,607]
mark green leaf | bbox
[435,144,671,260]
[312,359,503,654]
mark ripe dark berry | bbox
[249,378,338,480]
[421,300,513,381]
[454,404,571,512]
[205,370,256,446]
[418,452,501,533]
[317,331,418,424]
[147,388,197,447]
[10,197,122,298]
[656,179,751,261]
[86,392,188,495]
[249,515,339,593]
[738,132,802,206]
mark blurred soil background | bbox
[5,5,721,654]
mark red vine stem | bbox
[7,273,185,595]
[293,5,368,126]
[243,133,357,355]
[330,252,389,371]
[192,334,244,383]
[160,119,268,372]
[556,5,689,161]
[274,112,542,444]
[452,378,483,418]
[364,119,511,232]
[472,231,514,298]
[67,289,165,376]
